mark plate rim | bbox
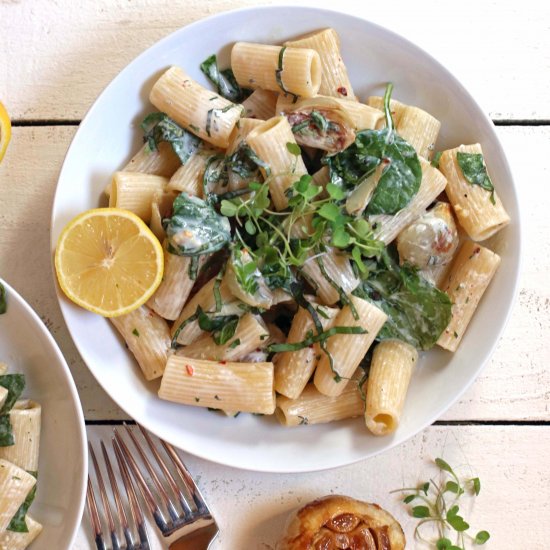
[0,277,88,542]
[49,5,523,473]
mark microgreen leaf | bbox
[471,477,481,496]
[475,530,490,544]
[317,203,341,222]
[445,481,461,494]
[403,494,416,504]
[435,458,455,476]
[286,142,301,156]
[436,538,452,550]
[412,506,430,518]
[326,182,345,200]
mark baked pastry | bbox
[278,495,405,549]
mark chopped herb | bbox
[196,306,239,346]
[267,325,366,353]
[453,331,459,339]
[298,415,309,425]
[456,152,496,205]
[200,54,250,102]
[194,397,200,402]
[188,255,201,281]
[141,112,201,164]
[189,124,201,133]
[0,283,6,314]
[132,328,140,337]
[228,338,241,349]
[275,47,298,101]
[7,471,37,533]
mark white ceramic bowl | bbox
[0,279,87,547]
[51,6,521,473]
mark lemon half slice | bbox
[0,101,12,163]
[55,208,164,317]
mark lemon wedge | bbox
[0,101,12,163]
[55,208,164,317]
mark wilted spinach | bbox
[164,193,231,256]
[353,250,452,350]
[7,471,37,533]
[0,373,25,447]
[325,84,421,215]
[197,306,239,345]
[200,54,250,103]
[141,112,201,164]
[457,152,495,205]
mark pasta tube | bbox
[149,190,177,242]
[276,382,364,427]
[284,28,356,100]
[438,143,510,241]
[0,515,42,550]
[122,141,181,178]
[146,244,202,321]
[109,172,167,223]
[246,116,308,210]
[367,96,407,127]
[171,277,234,346]
[0,400,41,472]
[241,89,278,120]
[300,248,359,305]
[167,144,221,195]
[0,388,6,410]
[314,296,387,397]
[231,42,322,98]
[226,118,264,156]
[437,241,501,352]
[177,313,269,361]
[274,303,339,399]
[396,106,441,160]
[150,66,242,148]
[110,305,171,380]
[372,158,447,244]
[159,356,275,414]
[365,340,418,436]
[0,459,36,533]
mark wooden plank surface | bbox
[75,424,550,549]
[1,0,549,122]
[0,124,547,421]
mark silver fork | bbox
[87,424,219,550]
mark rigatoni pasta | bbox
[365,340,418,435]
[438,143,510,241]
[159,356,275,414]
[231,42,322,98]
[437,241,501,352]
[150,66,243,148]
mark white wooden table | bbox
[1,0,549,548]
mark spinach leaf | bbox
[0,415,14,446]
[0,374,25,415]
[141,112,201,164]
[353,250,452,350]
[326,128,421,215]
[164,193,231,256]
[325,83,421,215]
[0,282,6,314]
[7,471,37,533]
[457,152,496,204]
[197,306,239,345]
[200,54,250,103]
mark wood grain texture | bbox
[78,424,550,549]
[1,0,549,121]
[0,125,547,421]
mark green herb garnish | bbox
[200,54,250,102]
[391,458,490,549]
[7,471,37,533]
[456,152,496,205]
[141,112,200,164]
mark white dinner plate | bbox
[0,279,87,546]
[51,6,521,473]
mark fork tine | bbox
[100,441,134,549]
[86,475,107,550]
[113,427,170,533]
[123,424,181,522]
[89,442,122,550]
[136,423,194,518]
[160,439,211,516]
[112,437,151,549]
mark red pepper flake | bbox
[308,344,314,349]
[219,360,227,365]
[185,364,194,376]
[382,157,391,164]
[255,348,261,352]
[474,247,481,254]
[337,86,348,96]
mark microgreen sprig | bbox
[391,458,490,549]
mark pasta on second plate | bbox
[85,27,510,436]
